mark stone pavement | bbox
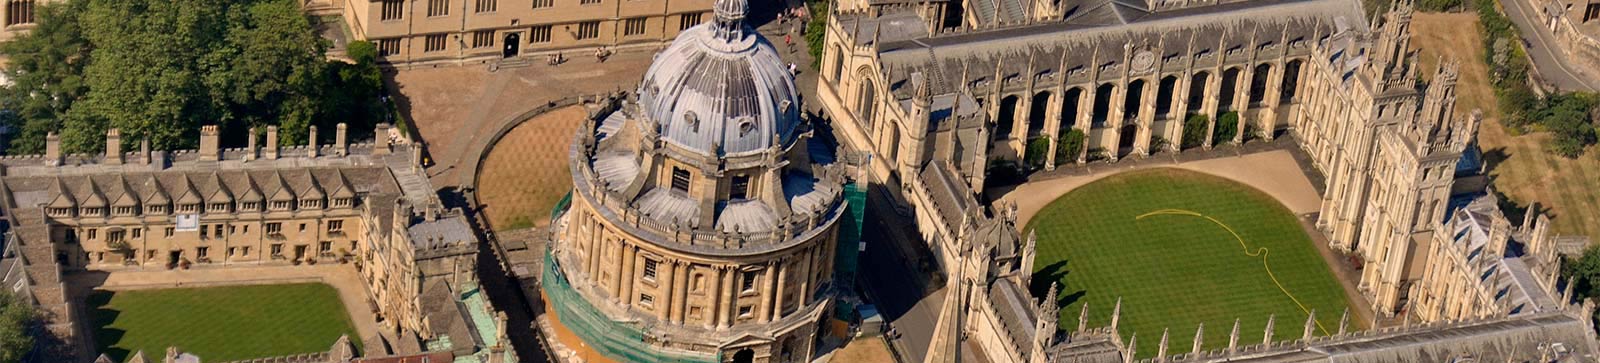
[67,264,381,342]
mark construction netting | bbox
[542,248,722,363]
[832,182,866,321]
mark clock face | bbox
[1132,50,1156,72]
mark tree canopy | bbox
[0,290,35,362]
[0,0,386,154]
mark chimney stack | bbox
[140,138,151,165]
[199,125,220,161]
[373,123,392,155]
[45,131,61,166]
[335,123,348,157]
[307,125,319,158]
[266,126,280,160]
[245,126,258,161]
[105,128,123,165]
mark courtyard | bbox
[1025,168,1353,358]
[476,105,590,230]
[88,283,360,362]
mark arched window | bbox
[831,46,845,83]
[856,74,877,129]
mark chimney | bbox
[105,128,123,165]
[140,138,151,165]
[373,123,391,155]
[266,126,280,160]
[199,125,220,161]
[307,125,319,158]
[45,131,61,166]
[335,123,348,157]
[245,126,258,161]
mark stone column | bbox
[673,263,690,323]
[661,260,680,321]
[1043,85,1066,169]
[1134,77,1159,156]
[1105,83,1127,161]
[1232,66,1253,144]
[707,266,725,328]
[1261,62,1287,140]
[1201,71,1222,149]
[717,266,736,329]
[618,245,636,306]
[773,260,789,319]
[759,262,779,323]
[1076,84,1095,163]
[797,247,815,306]
[1170,73,1193,152]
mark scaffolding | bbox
[542,248,722,363]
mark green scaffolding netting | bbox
[833,182,866,320]
[542,248,722,363]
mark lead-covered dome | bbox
[637,0,801,157]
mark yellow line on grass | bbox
[1136,208,1331,336]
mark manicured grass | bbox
[89,283,360,362]
[1025,169,1352,358]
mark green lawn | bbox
[1025,169,1353,358]
[89,283,360,362]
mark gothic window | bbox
[377,39,401,56]
[531,0,552,8]
[472,30,494,48]
[426,0,449,17]
[624,18,646,36]
[575,21,600,40]
[679,13,702,31]
[856,75,877,129]
[424,34,447,52]
[475,0,496,13]
[381,0,404,21]
[529,25,552,43]
[830,46,845,83]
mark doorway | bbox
[503,32,521,58]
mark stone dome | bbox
[636,0,801,157]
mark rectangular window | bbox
[738,305,753,317]
[131,228,141,239]
[531,0,553,8]
[242,246,250,256]
[6,0,34,26]
[87,229,97,240]
[165,227,175,237]
[271,244,284,256]
[671,167,692,193]
[580,0,600,4]
[425,34,447,52]
[529,25,552,43]
[643,259,659,281]
[472,30,494,48]
[214,224,224,238]
[640,293,654,306]
[199,226,208,239]
[197,247,209,259]
[108,230,125,243]
[475,0,496,12]
[320,241,333,253]
[377,39,401,56]
[741,270,758,292]
[730,175,750,200]
[575,21,600,40]
[624,18,646,36]
[328,220,344,233]
[266,223,283,235]
[427,0,449,17]
[679,13,702,31]
[381,0,404,21]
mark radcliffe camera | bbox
[0,0,1597,362]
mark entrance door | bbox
[503,33,521,58]
[294,245,307,261]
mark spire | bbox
[1110,297,1123,332]
[1078,301,1090,333]
[1227,318,1240,353]
[1156,328,1170,362]
[1302,310,1317,341]
[1338,308,1350,336]
[926,253,969,363]
[1263,314,1276,345]
[1124,333,1137,363]
[1191,323,1204,355]
[1021,230,1038,284]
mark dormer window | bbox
[47,208,72,217]
[146,204,168,215]
[300,199,324,210]
[80,207,104,217]
[671,167,691,193]
[177,203,199,214]
[114,206,137,216]
[241,202,261,212]
[271,201,293,211]
[332,198,353,208]
[208,202,231,213]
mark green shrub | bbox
[1056,129,1087,164]
[1213,112,1240,144]
[1182,114,1209,149]
[805,1,829,69]
[1026,137,1051,168]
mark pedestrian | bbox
[784,33,792,49]
[788,62,797,75]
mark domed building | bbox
[546,0,849,361]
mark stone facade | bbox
[0,124,508,363]
[814,0,1600,361]
[1534,0,1600,77]
[545,1,849,361]
[314,0,714,66]
[0,0,42,43]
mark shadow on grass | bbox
[87,290,132,362]
[1031,260,1088,308]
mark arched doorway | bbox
[1156,76,1177,118]
[1281,59,1304,103]
[1186,71,1210,114]
[502,33,520,58]
[1248,63,1273,107]
[996,95,1020,140]
[1059,87,1083,132]
[732,348,755,363]
[1092,84,1114,128]
[1028,91,1051,139]
[1118,123,1138,157]
[1219,68,1242,112]
[1123,79,1146,123]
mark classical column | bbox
[773,260,790,319]
[619,246,637,307]
[1261,61,1287,140]
[1201,70,1222,149]
[1076,83,1095,163]
[1105,83,1127,161]
[1043,85,1066,169]
[719,266,737,329]
[759,261,779,323]
[1231,65,1253,144]
[708,266,725,329]
[1134,76,1159,156]
[797,247,815,307]
[671,262,690,323]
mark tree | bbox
[1565,245,1600,300]
[805,0,828,69]
[1213,111,1240,144]
[1025,137,1050,168]
[0,290,36,362]
[0,0,90,154]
